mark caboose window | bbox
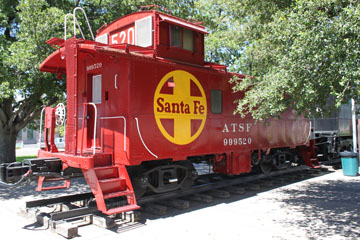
[211,90,222,114]
[183,28,194,51]
[135,16,153,47]
[92,75,102,104]
[170,24,194,51]
[171,25,182,48]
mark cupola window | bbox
[170,24,194,51]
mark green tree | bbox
[0,0,66,163]
[198,0,359,120]
[0,0,196,164]
[194,0,246,72]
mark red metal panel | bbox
[97,11,154,37]
[38,46,66,74]
[49,39,310,176]
[64,38,79,155]
[38,12,311,178]
[123,56,310,168]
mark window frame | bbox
[210,89,223,114]
[169,24,194,52]
[92,74,102,104]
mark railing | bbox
[81,103,98,155]
[140,5,172,14]
[64,7,94,40]
[135,117,158,158]
[64,13,83,40]
[38,104,66,150]
[80,103,127,155]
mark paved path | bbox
[16,144,64,157]
[0,169,359,239]
[16,144,40,157]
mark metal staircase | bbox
[82,155,140,215]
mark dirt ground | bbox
[0,161,359,240]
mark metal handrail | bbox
[80,103,98,155]
[80,104,129,155]
[135,117,158,158]
[99,116,127,151]
[73,7,95,40]
[64,13,85,40]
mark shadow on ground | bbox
[137,171,360,240]
[272,179,360,240]
[0,178,90,201]
[1,169,359,240]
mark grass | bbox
[16,155,37,162]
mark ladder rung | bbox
[104,204,140,215]
[103,190,133,199]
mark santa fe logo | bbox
[154,70,207,145]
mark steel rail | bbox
[51,206,99,221]
[31,165,319,221]
[26,192,93,208]
[137,165,310,204]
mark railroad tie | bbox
[207,189,231,199]
[224,186,246,195]
[161,199,190,210]
[185,193,213,203]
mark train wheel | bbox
[178,161,197,190]
[143,160,197,194]
[272,151,292,170]
[259,158,272,174]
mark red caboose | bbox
[36,6,317,215]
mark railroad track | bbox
[23,163,335,238]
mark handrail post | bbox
[88,103,98,155]
[80,104,87,155]
[64,13,85,40]
[64,13,73,40]
[73,7,95,40]
[80,103,98,155]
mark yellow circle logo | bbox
[154,70,207,145]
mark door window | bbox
[92,74,102,104]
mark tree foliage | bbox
[0,0,68,163]
[0,0,196,163]
[197,0,360,120]
[212,0,360,119]
[193,0,246,72]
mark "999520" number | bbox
[223,137,252,146]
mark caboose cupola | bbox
[95,5,207,65]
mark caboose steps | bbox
[82,159,139,215]
[103,204,140,216]
[98,178,126,193]
[95,166,119,180]
[103,190,134,199]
